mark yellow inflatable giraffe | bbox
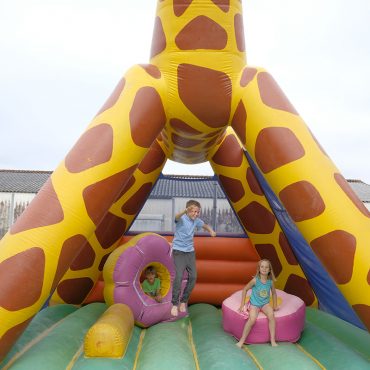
[0,0,369,360]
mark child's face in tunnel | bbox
[146,272,156,284]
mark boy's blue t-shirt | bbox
[172,214,204,252]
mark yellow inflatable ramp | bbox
[84,303,134,358]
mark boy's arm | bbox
[202,223,216,237]
[155,279,162,300]
[175,208,187,221]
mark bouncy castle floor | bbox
[1,303,369,370]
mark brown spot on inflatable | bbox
[99,253,111,271]
[170,118,202,135]
[279,232,298,265]
[57,277,95,305]
[121,183,153,215]
[255,127,305,173]
[211,135,243,167]
[234,13,245,52]
[150,16,166,58]
[310,230,356,284]
[177,64,231,127]
[254,243,282,277]
[279,180,325,222]
[173,0,193,17]
[284,274,315,306]
[70,241,96,271]
[212,0,230,12]
[116,176,136,200]
[218,175,245,202]
[176,16,227,50]
[334,174,370,217]
[10,178,64,234]
[202,129,223,138]
[352,304,370,331]
[240,67,257,87]
[246,167,264,196]
[139,64,162,79]
[139,141,166,174]
[203,135,219,149]
[65,124,113,173]
[96,77,125,115]
[51,235,90,292]
[130,87,166,148]
[231,100,247,144]
[0,318,32,359]
[238,201,276,234]
[83,165,137,225]
[172,133,203,148]
[257,72,298,114]
[0,248,45,310]
[95,212,127,249]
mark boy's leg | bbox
[262,304,278,346]
[180,251,197,307]
[171,250,187,315]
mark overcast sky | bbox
[1,0,369,184]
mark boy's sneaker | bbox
[179,302,187,312]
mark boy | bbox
[171,200,216,316]
[141,265,162,302]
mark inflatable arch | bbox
[0,0,369,361]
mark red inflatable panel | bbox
[196,260,256,284]
[84,235,260,306]
[190,283,246,305]
[193,236,259,261]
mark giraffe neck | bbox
[150,0,246,72]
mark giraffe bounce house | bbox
[0,1,369,369]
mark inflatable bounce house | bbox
[0,1,369,369]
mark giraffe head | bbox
[148,0,247,164]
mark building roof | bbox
[1,169,369,203]
[347,179,370,203]
[0,170,51,193]
[151,174,225,199]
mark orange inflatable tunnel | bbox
[84,236,259,306]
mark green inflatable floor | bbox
[1,303,369,370]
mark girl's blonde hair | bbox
[256,259,276,282]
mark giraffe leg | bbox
[231,66,370,329]
[208,127,315,306]
[0,63,168,358]
[52,140,168,305]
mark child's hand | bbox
[237,306,244,313]
[273,306,279,311]
[210,230,216,237]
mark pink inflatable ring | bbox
[222,289,305,344]
[103,233,187,327]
